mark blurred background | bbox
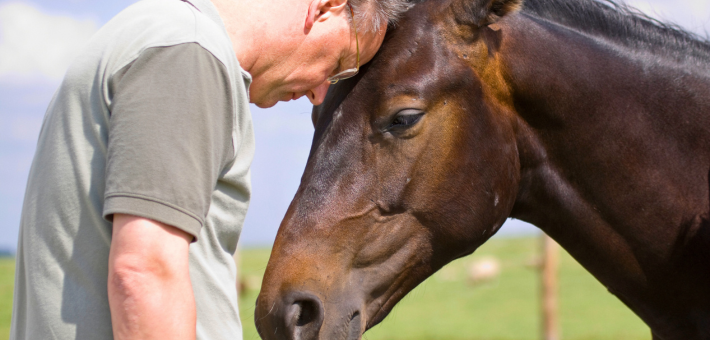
[0,0,708,339]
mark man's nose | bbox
[307,81,330,106]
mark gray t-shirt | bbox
[10,0,255,339]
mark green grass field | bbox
[0,237,650,339]
[238,237,651,340]
[0,258,14,340]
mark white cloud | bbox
[0,2,98,80]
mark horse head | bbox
[255,0,525,338]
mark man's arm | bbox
[103,43,235,339]
[108,214,196,340]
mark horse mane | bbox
[521,0,710,64]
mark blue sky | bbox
[0,0,708,250]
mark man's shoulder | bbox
[100,0,201,50]
[113,0,205,28]
[97,0,236,75]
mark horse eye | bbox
[388,109,424,130]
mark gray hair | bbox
[349,0,413,33]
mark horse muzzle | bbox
[255,290,364,340]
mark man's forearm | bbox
[108,214,196,340]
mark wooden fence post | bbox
[235,245,242,295]
[541,234,560,340]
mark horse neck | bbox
[501,13,710,132]
[500,14,710,278]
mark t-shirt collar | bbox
[183,0,226,30]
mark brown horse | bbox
[255,0,710,339]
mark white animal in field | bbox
[467,257,501,284]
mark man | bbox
[9,0,410,338]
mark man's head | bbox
[214,0,411,108]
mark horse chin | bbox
[365,289,405,330]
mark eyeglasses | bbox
[327,3,359,84]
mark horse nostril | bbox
[285,292,324,339]
[295,299,319,326]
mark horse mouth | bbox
[344,312,362,340]
[364,271,414,331]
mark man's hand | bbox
[108,214,196,340]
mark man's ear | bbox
[305,0,348,31]
[452,0,524,27]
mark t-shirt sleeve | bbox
[103,43,234,241]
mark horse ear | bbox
[453,0,524,27]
